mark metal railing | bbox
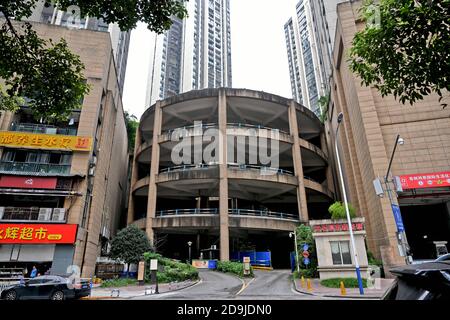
[0,207,67,222]
[162,123,289,136]
[228,208,299,221]
[159,163,294,176]
[155,208,299,221]
[227,163,294,176]
[11,123,77,136]
[159,164,213,173]
[227,123,289,135]
[0,162,71,175]
[157,208,219,216]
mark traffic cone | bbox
[301,276,305,288]
[340,281,346,296]
[307,278,313,291]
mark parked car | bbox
[435,254,450,262]
[382,261,450,300]
[0,275,91,300]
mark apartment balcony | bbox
[0,162,71,176]
[0,207,67,223]
[11,123,77,136]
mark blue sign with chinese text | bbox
[391,204,405,232]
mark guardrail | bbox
[11,123,77,136]
[162,123,290,136]
[157,208,219,216]
[228,208,299,221]
[0,162,71,175]
[227,163,294,176]
[160,163,294,176]
[155,208,299,221]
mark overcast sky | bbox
[122,0,299,118]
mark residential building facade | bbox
[146,0,232,107]
[284,0,345,116]
[327,0,450,270]
[25,0,131,94]
[0,22,129,278]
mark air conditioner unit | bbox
[38,208,52,221]
[0,207,4,220]
[52,208,66,222]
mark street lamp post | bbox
[384,134,410,264]
[335,112,364,295]
[187,241,192,264]
[289,231,300,274]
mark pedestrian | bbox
[30,266,38,278]
[19,272,25,286]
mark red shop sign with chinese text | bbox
[0,224,77,244]
[0,176,57,189]
[313,223,364,233]
[400,172,450,190]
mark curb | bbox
[86,279,201,300]
[292,279,381,300]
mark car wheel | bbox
[51,291,65,301]
[4,290,17,300]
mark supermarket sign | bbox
[0,131,92,152]
[0,224,78,244]
[400,171,450,190]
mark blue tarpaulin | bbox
[231,251,271,267]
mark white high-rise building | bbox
[25,1,131,95]
[284,0,345,116]
[146,0,232,107]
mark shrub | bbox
[294,225,318,278]
[143,252,199,283]
[328,201,356,220]
[100,278,137,288]
[320,278,367,288]
[216,261,254,278]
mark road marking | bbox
[236,277,255,296]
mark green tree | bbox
[109,225,153,268]
[124,111,139,153]
[328,201,356,220]
[350,0,450,108]
[0,0,188,120]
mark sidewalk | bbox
[83,280,199,300]
[293,278,394,299]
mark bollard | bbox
[307,279,313,292]
[301,276,305,288]
[340,281,347,296]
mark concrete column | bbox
[127,128,142,225]
[289,102,309,222]
[145,102,162,245]
[218,89,230,261]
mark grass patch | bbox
[320,278,367,288]
[144,252,199,283]
[216,261,254,278]
[100,278,137,288]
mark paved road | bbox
[134,270,324,300]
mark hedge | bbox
[216,261,254,278]
[320,278,368,288]
[143,252,199,283]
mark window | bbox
[330,241,352,265]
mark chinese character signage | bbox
[0,176,57,189]
[312,222,365,233]
[0,224,77,244]
[0,131,92,152]
[400,171,450,190]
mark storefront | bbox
[398,171,450,261]
[0,223,78,277]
